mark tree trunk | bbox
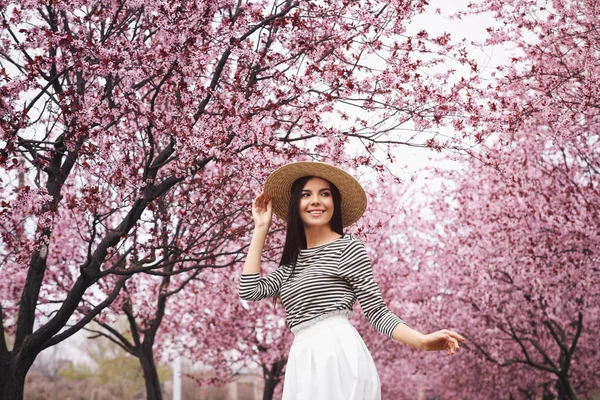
[0,356,30,400]
[556,374,577,400]
[139,345,162,400]
[262,375,279,400]
[541,382,554,400]
[262,358,286,400]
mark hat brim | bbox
[263,162,367,227]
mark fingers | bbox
[441,329,466,343]
[427,330,464,356]
[435,331,462,356]
[252,193,261,208]
[252,193,273,226]
[445,335,460,355]
[253,192,272,210]
[260,192,271,208]
[265,197,272,211]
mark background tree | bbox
[166,262,293,400]
[24,324,169,400]
[383,0,600,398]
[408,121,600,399]
[83,167,258,399]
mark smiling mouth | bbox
[308,210,325,216]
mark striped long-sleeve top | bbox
[239,234,404,337]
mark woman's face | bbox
[299,177,334,228]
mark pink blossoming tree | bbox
[0,0,475,398]
[383,0,600,398]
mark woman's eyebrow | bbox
[302,188,331,192]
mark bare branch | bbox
[43,275,128,348]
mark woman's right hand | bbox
[252,192,273,231]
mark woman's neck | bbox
[304,227,342,249]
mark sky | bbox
[343,0,510,193]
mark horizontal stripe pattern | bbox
[239,234,404,337]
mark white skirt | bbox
[282,312,381,400]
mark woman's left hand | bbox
[421,329,465,355]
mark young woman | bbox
[239,162,465,400]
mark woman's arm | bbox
[239,192,284,301]
[242,226,268,275]
[242,192,272,275]
[337,240,405,337]
[338,238,465,355]
[391,323,465,355]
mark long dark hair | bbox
[278,176,344,272]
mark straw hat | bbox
[263,162,367,227]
